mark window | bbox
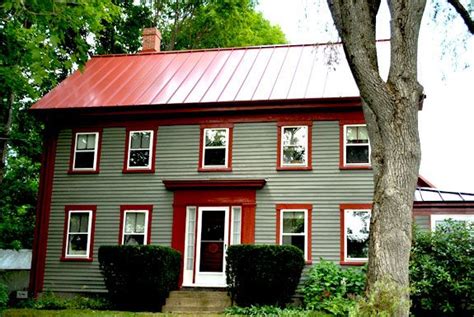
[124,129,155,172]
[120,206,152,245]
[62,206,96,261]
[277,123,312,170]
[431,214,474,231]
[71,131,101,172]
[276,204,312,262]
[199,126,233,171]
[340,204,371,264]
[343,124,370,167]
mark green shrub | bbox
[350,279,409,317]
[226,245,305,307]
[302,260,365,316]
[0,282,8,309]
[410,220,473,316]
[98,245,181,311]
[225,305,331,316]
[28,291,110,310]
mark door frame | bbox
[194,206,229,287]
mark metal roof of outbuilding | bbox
[31,41,390,110]
[415,188,474,202]
[0,249,32,270]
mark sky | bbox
[257,0,474,193]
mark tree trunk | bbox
[327,1,426,315]
[0,92,14,184]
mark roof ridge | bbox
[91,39,392,59]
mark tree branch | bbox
[447,0,474,34]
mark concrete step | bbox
[163,290,231,313]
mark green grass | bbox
[1,309,224,317]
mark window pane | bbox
[124,213,136,234]
[129,150,150,167]
[77,135,88,150]
[201,210,225,241]
[68,233,88,255]
[283,212,305,233]
[124,234,145,245]
[205,129,227,147]
[134,213,145,233]
[347,126,368,144]
[131,132,151,149]
[346,146,369,164]
[283,146,306,165]
[204,148,226,166]
[69,213,89,233]
[283,235,305,253]
[283,127,307,146]
[74,152,95,169]
[86,134,96,149]
[346,210,370,259]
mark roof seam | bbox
[268,46,290,100]
[216,48,248,102]
[234,47,262,102]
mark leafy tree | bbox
[0,0,118,248]
[326,0,471,315]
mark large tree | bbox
[326,0,471,315]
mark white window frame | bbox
[72,132,99,171]
[202,128,229,168]
[65,210,93,259]
[280,209,308,260]
[343,124,371,167]
[430,214,474,231]
[344,209,371,262]
[127,130,154,170]
[280,125,308,167]
[121,210,150,245]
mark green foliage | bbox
[302,260,365,316]
[349,279,409,317]
[0,282,8,309]
[98,245,181,311]
[3,308,169,317]
[18,291,110,310]
[225,305,331,316]
[410,220,474,316]
[226,244,305,307]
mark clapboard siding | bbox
[415,215,430,231]
[43,121,375,293]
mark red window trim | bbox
[61,205,97,262]
[122,127,157,174]
[68,128,103,174]
[118,205,153,245]
[339,203,372,266]
[276,203,313,264]
[198,123,233,172]
[339,120,371,170]
[276,122,313,171]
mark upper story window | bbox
[62,206,96,261]
[120,206,152,245]
[124,129,155,173]
[276,204,312,262]
[430,214,474,231]
[343,124,370,167]
[340,204,371,264]
[71,131,101,173]
[199,125,233,172]
[277,123,312,170]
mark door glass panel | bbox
[199,210,225,272]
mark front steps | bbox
[162,289,232,314]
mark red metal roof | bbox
[31,42,390,110]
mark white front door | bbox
[194,207,229,287]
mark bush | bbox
[27,291,110,310]
[302,260,365,316]
[225,305,331,316]
[226,245,305,307]
[98,245,181,311]
[410,221,473,316]
[0,282,8,309]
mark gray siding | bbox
[44,121,375,293]
[415,215,430,231]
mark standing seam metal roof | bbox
[31,42,391,110]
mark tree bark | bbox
[327,0,426,315]
[447,0,474,34]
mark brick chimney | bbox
[141,28,161,52]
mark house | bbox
[29,28,474,296]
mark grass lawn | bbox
[1,309,223,317]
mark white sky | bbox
[257,0,474,193]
